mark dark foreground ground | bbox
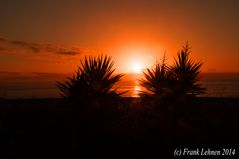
[0,97,239,158]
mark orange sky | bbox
[1,0,239,73]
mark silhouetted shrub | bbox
[169,42,205,97]
[139,54,174,98]
[56,55,124,106]
[140,43,205,102]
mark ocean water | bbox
[200,73,239,97]
[0,72,239,99]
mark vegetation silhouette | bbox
[138,43,206,140]
[139,54,174,98]
[56,55,124,103]
[169,42,205,98]
[140,42,205,100]
[56,55,126,148]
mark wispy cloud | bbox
[57,50,80,55]
[9,40,41,53]
[0,37,7,41]
[0,36,82,56]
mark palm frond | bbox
[169,42,206,96]
[140,43,205,99]
[56,55,125,100]
[139,55,173,97]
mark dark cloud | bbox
[0,36,81,56]
[10,40,30,46]
[10,40,41,53]
[0,37,7,41]
[57,50,80,55]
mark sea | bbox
[0,72,239,99]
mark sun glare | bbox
[132,64,143,74]
[115,46,160,74]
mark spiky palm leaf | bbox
[169,43,205,96]
[139,56,173,97]
[56,69,87,98]
[56,55,124,100]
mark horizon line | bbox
[1,71,239,75]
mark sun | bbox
[132,64,143,74]
[116,46,157,74]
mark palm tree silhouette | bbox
[169,42,205,97]
[56,55,124,101]
[139,43,205,100]
[139,54,174,98]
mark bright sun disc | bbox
[132,64,143,74]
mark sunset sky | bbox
[1,0,239,73]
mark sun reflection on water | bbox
[132,83,141,97]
